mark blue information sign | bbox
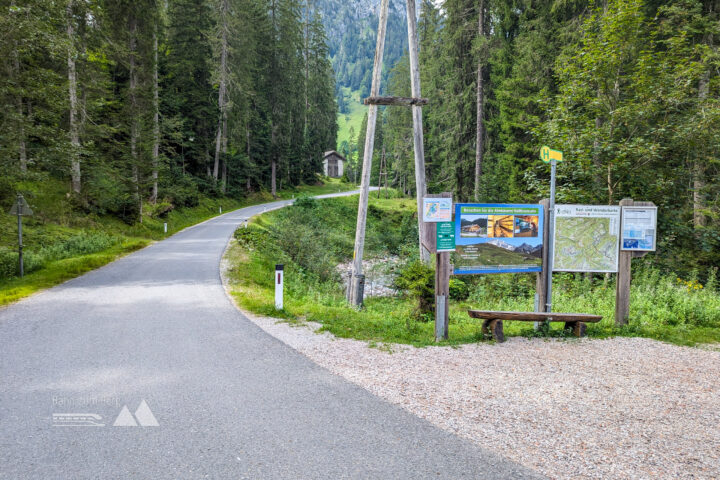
[453,204,544,275]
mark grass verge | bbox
[0,177,356,306]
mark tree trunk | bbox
[213,0,229,183]
[67,1,81,194]
[13,43,27,174]
[694,17,713,229]
[474,0,485,202]
[151,28,160,204]
[221,113,228,193]
[129,14,142,223]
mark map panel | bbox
[553,205,621,273]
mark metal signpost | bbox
[540,146,562,313]
[8,194,33,277]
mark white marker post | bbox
[164,222,167,233]
[275,264,284,310]
[219,206,222,214]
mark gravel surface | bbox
[239,312,720,480]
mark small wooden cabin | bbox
[323,151,345,178]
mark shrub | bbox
[449,278,469,300]
[393,261,434,322]
[293,194,317,209]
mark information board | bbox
[453,204,543,275]
[553,205,621,273]
[621,206,657,251]
[436,221,456,252]
[422,197,452,222]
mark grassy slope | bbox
[0,177,354,306]
[225,196,720,348]
[336,88,365,150]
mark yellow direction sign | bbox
[540,145,563,163]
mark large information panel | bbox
[453,204,543,275]
[553,205,621,273]
[621,206,657,251]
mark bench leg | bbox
[490,319,504,343]
[481,319,505,342]
[564,321,586,337]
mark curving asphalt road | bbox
[0,190,542,479]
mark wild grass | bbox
[225,196,720,348]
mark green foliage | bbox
[449,278,469,301]
[392,260,435,322]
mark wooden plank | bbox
[349,0,390,306]
[364,96,429,106]
[468,310,602,322]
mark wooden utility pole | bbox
[405,0,429,264]
[350,0,430,305]
[350,0,390,306]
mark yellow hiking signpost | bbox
[540,145,563,163]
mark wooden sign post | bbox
[615,198,655,325]
[422,193,452,342]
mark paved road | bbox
[0,191,542,479]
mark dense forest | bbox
[315,0,408,111]
[0,0,337,223]
[366,0,719,277]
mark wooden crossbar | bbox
[363,96,429,106]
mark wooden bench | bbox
[467,310,602,343]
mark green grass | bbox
[224,196,720,348]
[337,88,365,150]
[0,177,356,305]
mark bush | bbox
[234,226,269,250]
[393,261,434,322]
[0,247,18,279]
[449,278,469,300]
[293,194,317,209]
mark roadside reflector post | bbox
[219,206,222,214]
[275,264,284,310]
[164,222,167,233]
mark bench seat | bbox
[467,310,602,343]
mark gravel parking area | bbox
[242,312,720,479]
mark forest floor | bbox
[0,177,354,306]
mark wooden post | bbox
[535,199,550,328]
[350,0,390,306]
[422,193,452,342]
[615,198,634,326]
[615,199,654,326]
[405,0,429,264]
